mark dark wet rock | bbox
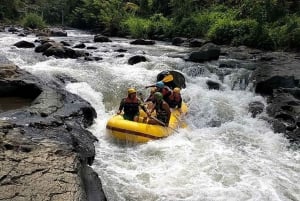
[94,35,112,42]
[84,56,102,61]
[130,39,155,45]
[252,52,300,95]
[115,48,127,52]
[128,55,147,65]
[186,43,221,62]
[87,46,98,50]
[34,36,54,44]
[54,74,79,84]
[35,41,54,53]
[60,41,71,46]
[206,80,220,90]
[248,101,265,118]
[8,26,20,33]
[74,43,86,49]
[222,46,262,60]
[116,54,125,58]
[172,37,186,46]
[13,40,35,48]
[188,38,207,47]
[50,28,68,37]
[0,56,106,201]
[41,43,88,59]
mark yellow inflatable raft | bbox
[106,102,188,143]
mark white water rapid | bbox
[0,30,299,201]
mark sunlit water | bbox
[0,30,299,201]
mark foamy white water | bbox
[0,30,299,201]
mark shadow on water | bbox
[0,96,33,112]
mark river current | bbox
[0,30,299,201]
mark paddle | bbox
[150,116,179,133]
[161,74,174,82]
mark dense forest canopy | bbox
[1,0,300,50]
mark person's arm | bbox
[145,84,155,89]
[117,99,125,114]
[138,98,150,116]
[162,102,171,126]
[149,103,156,115]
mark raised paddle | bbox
[161,74,174,82]
[150,116,179,133]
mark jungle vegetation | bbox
[1,0,300,50]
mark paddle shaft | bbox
[150,116,179,133]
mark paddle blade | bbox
[162,74,174,82]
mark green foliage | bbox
[208,18,274,50]
[239,0,287,22]
[148,14,173,37]
[70,0,125,34]
[174,6,238,38]
[121,14,173,38]
[22,13,46,29]
[121,16,151,38]
[268,14,300,49]
[2,0,300,51]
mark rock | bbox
[172,37,186,46]
[252,52,300,95]
[50,28,68,37]
[206,80,220,90]
[74,43,86,49]
[248,101,264,117]
[0,56,106,201]
[188,38,207,47]
[128,55,147,65]
[13,40,35,48]
[186,43,221,62]
[94,35,112,42]
[130,39,155,45]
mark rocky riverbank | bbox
[0,56,106,201]
[221,46,300,144]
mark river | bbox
[0,29,299,201]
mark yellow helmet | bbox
[173,87,181,93]
[128,88,136,95]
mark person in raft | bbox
[145,81,172,101]
[166,87,183,114]
[147,92,171,127]
[117,88,149,122]
[145,87,156,102]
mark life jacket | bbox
[167,93,182,108]
[123,97,139,114]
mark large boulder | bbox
[0,56,106,201]
[13,40,35,48]
[186,43,221,62]
[251,52,300,143]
